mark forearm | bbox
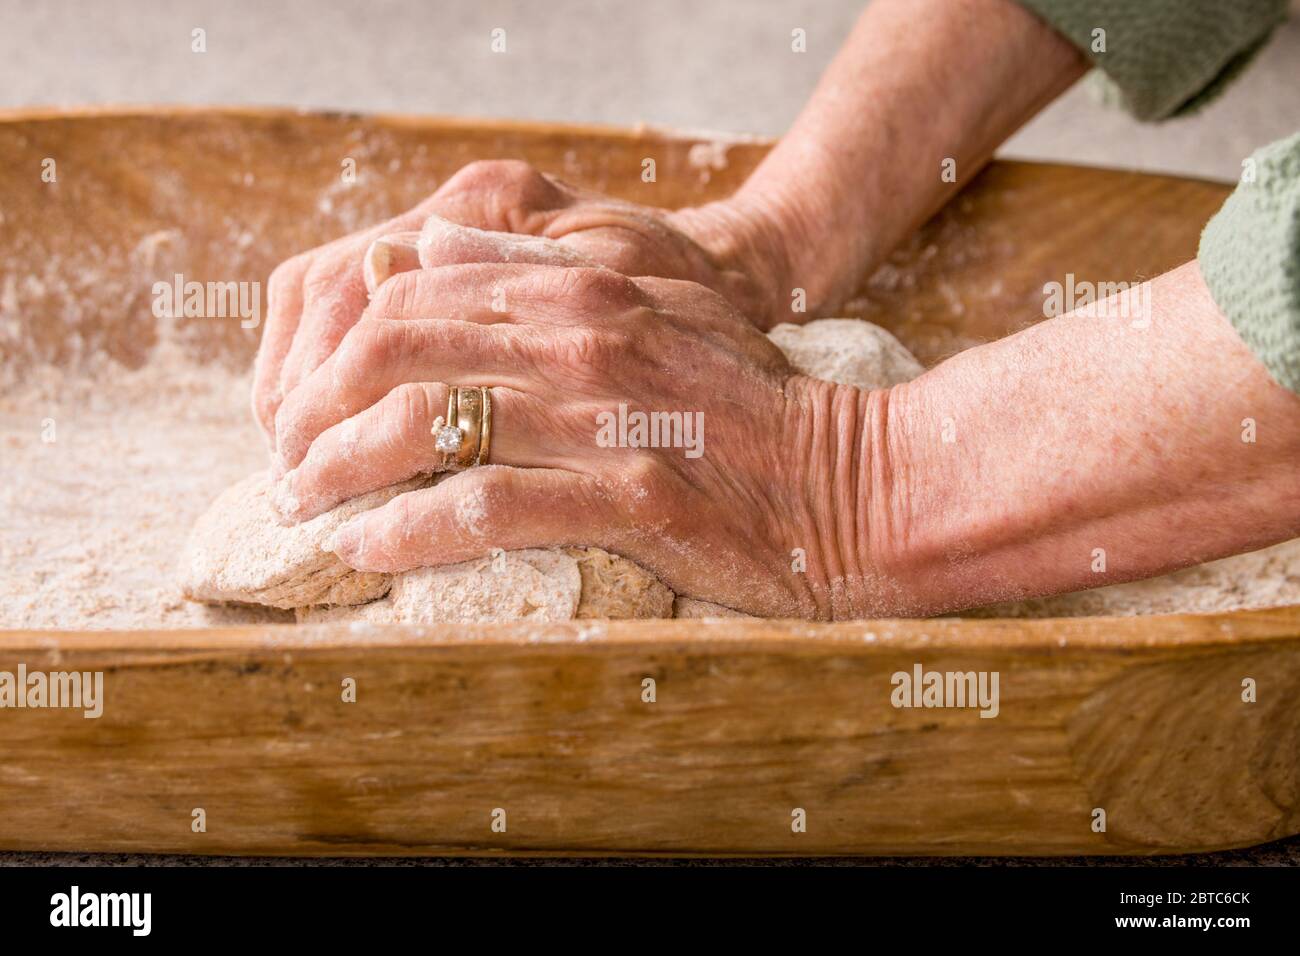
[707,0,1086,322]
[854,261,1300,615]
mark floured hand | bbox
[253,160,793,449]
[268,265,888,619]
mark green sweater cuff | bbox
[1016,0,1287,121]
[1198,132,1300,395]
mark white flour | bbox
[0,340,291,629]
[2,330,1298,629]
[969,540,1300,618]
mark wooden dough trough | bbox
[1,107,1297,858]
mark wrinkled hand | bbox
[267,263,858,618]
[254,159,790,447]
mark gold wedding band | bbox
[431,385,493,468]
[477,385,492,466]
[453,386,482,468]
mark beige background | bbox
[2,0,1298,180]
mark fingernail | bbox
[362,232,422,295]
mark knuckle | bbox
[395,491,420,526]
[620,456,672,521]
[626,452,661,489]
[452,468,513,539]
[254,390,277,429]
[386,382,439,437]
[301,251,366,310]
[437,160,562,231]
[272,396,301,449]
[548,267,635,311]
[472,463,516,496]
[368,268,423,319]
[301,257,339,297]
[268,254,307,295]
[488,465,537,510]
[612,307,657,350]
[267,254,311,313]
[387,494,422,545]
[576,267,629,301]
[444,159,536,195]
[338,320,401,383]
[558,325,619,373]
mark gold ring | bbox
[430,385,493,468]
[454,386,483,468]
[477,386,492,465]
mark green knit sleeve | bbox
[1198,132,1300,394]
[1015,0,1288,120]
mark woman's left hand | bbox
[267,261,883,618]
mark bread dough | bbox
[184,317,925,622]
[673,596,754,619]
[182,468,675,622]
[568,546,674,618]
[295,546,672,624]
[768,318,924,388]
[298,548,581,624]
[181,471,427,609]
[183,473,673,621]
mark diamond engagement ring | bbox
[431,385,493,468]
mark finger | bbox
[365,261,642,328]
[277,204,435,398]
[426,159,570,234]
[329,466,615,573]
[417,214,598,271]
[542,205,706,281]
[274,382,587,523]
[277,244,379,399]
[362,231,422,293]
[273,159,569,421]
[252,253,312,445]
[272,318,536,475]
[275,264,645,476]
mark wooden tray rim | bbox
[2,604,1298,651]
[0,104,1234,187]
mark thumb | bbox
[417,214,599,271]
[362,232,422,294]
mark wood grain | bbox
[0,108,1290,857]
[1,612,1297,856]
